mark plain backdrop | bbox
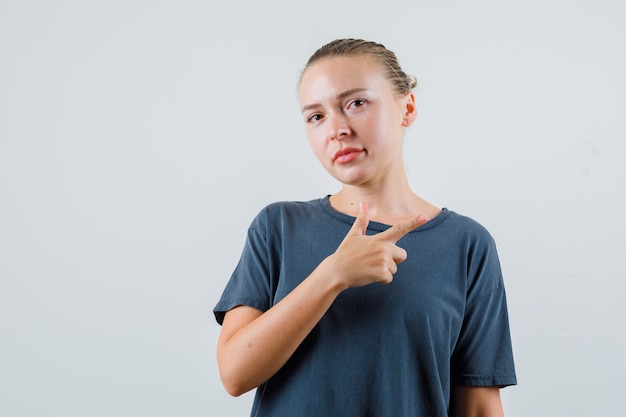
[1,1,625,416]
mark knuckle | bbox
[392,224,406,237]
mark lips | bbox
[333,148,364,164]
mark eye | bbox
[307,113,324,123]
[348,99,366,109]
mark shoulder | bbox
[445,211,494,240]
[262,199,320,213]
[427,210,500,259]
[425,209,495,242]
[440,211,505,295]
[257,199,323,219]
[249,198,326,231]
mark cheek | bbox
[376,110,403,138]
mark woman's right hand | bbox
[325,202,427,289]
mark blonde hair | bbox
[301,38,417,96]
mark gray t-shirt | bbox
[214,197,516,417]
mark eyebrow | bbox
[300,87,368,114]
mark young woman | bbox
[214,38,517,417]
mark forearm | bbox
[451,386,504,417]
[217,258,345,396]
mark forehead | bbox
[299,55,388,103]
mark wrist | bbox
[315,255,349,294]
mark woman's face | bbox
[299,55,416,187]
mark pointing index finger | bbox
[380,215,428,243]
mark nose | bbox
[327,112,351,141]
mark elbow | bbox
[224,383,249,398]
[218,360,256,397]
[220,373,255,397]
[217,338,262,397]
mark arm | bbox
[217,258,345,397]
[216,203,426,396]
[451,386,504,417]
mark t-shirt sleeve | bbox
[450,228,517,387]
[213,212,273,325]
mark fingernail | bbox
[418,215,427,223]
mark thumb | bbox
[347,202,370,236]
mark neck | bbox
[329,172,438,224]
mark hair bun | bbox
[406,74,418,90]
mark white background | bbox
[1,1,625,416]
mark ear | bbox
[401,92,417,127]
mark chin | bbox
[324,165,371,186]
[334,173,371,187]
